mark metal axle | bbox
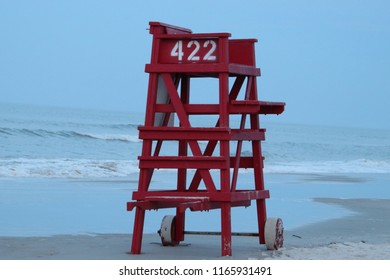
[158,229,258,237]
[184,230,258,237]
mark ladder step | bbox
[132,190,270,202]
[138,156,228,169]
[138,126,265,141]
[138,156,261,169]
[155,101,284,115]
[139,126,231,140]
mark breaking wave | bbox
[0,127,140,143]
[1,158,389,179]
[0,158,139,178]
[265,159,390,174]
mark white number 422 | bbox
[170,40,217,62]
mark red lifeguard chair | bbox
[127,22,285,256]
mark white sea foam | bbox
[83,133,141,143]
[0,158,139,178]
[265,159,390,174]
[1,158,389,179]
[0,127,141,143]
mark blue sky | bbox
[1,0,389,129]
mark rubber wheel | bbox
[160,215,179,246]
[264,217,284,250]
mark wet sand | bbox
[1,197,389,260]
[287,197,390,246]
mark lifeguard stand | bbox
[127,22,285,256]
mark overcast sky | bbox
[1,0,389,129]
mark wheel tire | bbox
[160,215,179,246]
[264,217,284,250]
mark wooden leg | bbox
[221,203,232,256]
[130,207,145,254]
[256,199,267,244]
[175,209,185,242]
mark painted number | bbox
[187,40,200,61]
[170,40,184,61]
[203,40,217,60]
[170,40,217,62]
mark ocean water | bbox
[1,102,390,236]
[0,103,142,178]
[1,102,389,178]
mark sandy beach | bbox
[1,197,390,260]
[1,173,389,260]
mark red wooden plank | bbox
[138,126,265,141]
[259,101,285,115]
[146,63,227,73]
[149,21,192,35]
[156,33,230,39]
[138,126,231,140]
[228,64,260,76]
[138,156,228,169]
[230,129,265,141]
[229,39,257,66]
[155,102,284,115]
[132,190,269,202]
